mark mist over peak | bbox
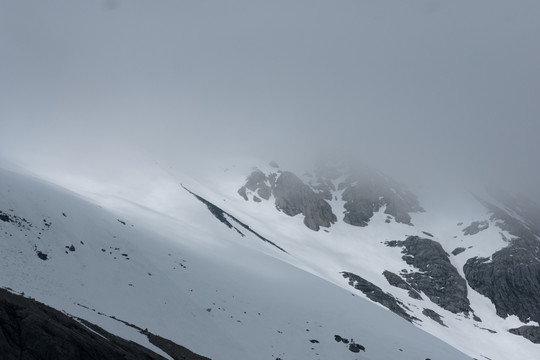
[1,0,539,203]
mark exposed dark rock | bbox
[273,171,336,231]
[348,343,365,352]
[244,169,272,200]
[238,164,424,231]
[183,186,287,253]
[463,195,540,324]
[422,231,434,237]
[0,210,32,230]
[462,221,489,235]
[0,288,209,360]
[340,172,423,227]
[341,272,416,322]
[237,169,272,201]
[386,236,472,314]
[508,325,540,344]
[334,334,343,342]
[36,251,48,261]
[422,308,446,326]
[237,186,248,201]
[464,241,540,323]
[145,331,211,360]
[68,245,76,252]
[382,270,422,300]
[452,247,466,256]
[238,169,336,231]
[309,339,319,343]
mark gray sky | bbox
[1,1,540,200]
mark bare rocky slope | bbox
[0,288,209,360]
[237,163,540,346]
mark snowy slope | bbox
[172,161,540,360]
[0,165,473,360]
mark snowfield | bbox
[0,160,538,359]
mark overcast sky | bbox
[1,1,539,199]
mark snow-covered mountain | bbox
[1,159,538,360]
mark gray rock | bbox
[237,186,248,201]
[508,325,540,344]
[382,270,423,300]
[386,236,472,314]
[462,221,489,235]
[451,247,466,256]
[340,171,423,227]
[422,308,446,327]
[464,239,540,323]
[184,186,287,253]
[244,169,271,200]
[341,271,416,322]
[273,172,336,231]
[0,288,209,360]
[464,195,540,324]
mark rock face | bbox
[238,169,271,201]
[464,238,540,323]
[238,169,337,231]
[386,236,472,315]
[451,247,466,256]
[0,288,209,360]
[238,164,423,231]
[422,308,446,327]
[273,171,337,231]
[462,221,489,235]
[339,172,423,227]
[464,196,540,324]
[383,270,423,300]
[341,272,416,322]
[508,325,540,344]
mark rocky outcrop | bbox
[184,186,287,253]
[422,308,446,327]
[462,221,489,235]
[464,196,540,324]
[451,247,466,256]
[238,164,424,231]
[273,172,337,231]
[339,172,423,227]
[238,169,337,231]
[382,270,422,300]
[464,238,540,323]
[0,288,210,360]
[341,272,416,322]
[238,169,271,201]
[386,236,472,315]
[508,325,540,344]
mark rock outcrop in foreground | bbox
[0,288,209,360]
